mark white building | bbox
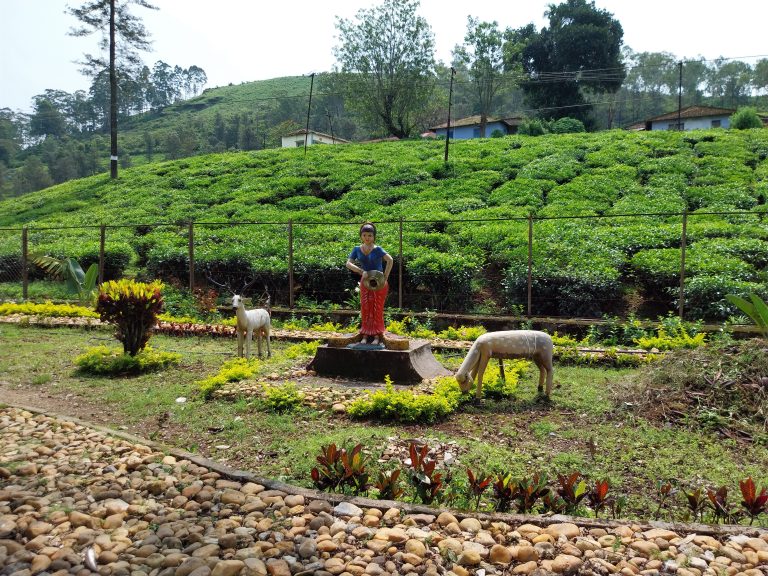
[642,105,735,131]
[281,129,350,148]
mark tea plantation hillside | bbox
[126,76,310,127]
[1,129,767,319]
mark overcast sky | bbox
[2,0,767,112]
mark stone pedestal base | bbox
[308,337,450,383]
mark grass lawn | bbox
[1,322,767,525]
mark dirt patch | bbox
[0,378,135,432]
[615,339,768,442]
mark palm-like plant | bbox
[726,293,768,338]
[32,255,99,304]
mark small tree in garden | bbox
[97,279,163,356]
[729,107,763,130]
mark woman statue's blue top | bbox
[349,246,387,272]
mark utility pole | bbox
[677,61,683,131]
[327,111,335,143]
[109,0,118,178]
[444,67,456,163]
[304,73,315,157]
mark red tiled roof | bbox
[360,136,400,143]
[645,105,735,123]
[430,115,523,130]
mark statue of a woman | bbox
[345,222,394,346]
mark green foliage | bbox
[262,382,304,413]
[465,468,492,510]
[550,117,586,134]
[311,443,369,495]
[589,479,611,518]
[730,107,763,130]
[706,486,734,524]
[161,284,221,322]
[374,469,405,500]
[633,315,706,351]
[346,378,456,424]
[197,357,260,400]
[518,118,548,136]
[506,0,625,126]
[96,279,164,356]
[334,0,435,138]
[3,129,768,321]
[405,442,443,504]
[74,345,181,375]
[739,477,768,524]
[491,472,515,512]
[282,340,321,359]
[31,255,99,303]
[436,324,487,341]
[512,472,550,513]
[726,293,768,338]
[683,487,708,522]
[0,300,98,318]
[556,472,589,515]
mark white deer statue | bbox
[231,293,271,359]
[455,330,554,400]
[209,275,272,359]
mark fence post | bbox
[679,209,687,319]
[527,214,533,317]
[288,219,294,308]
[21,227,28,300]
[398,217,403,309]
[99,224,106,284]
[188,221,195,292]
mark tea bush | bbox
[3,129,767,320]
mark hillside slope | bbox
[1,129,767,319]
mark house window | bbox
[711,119,721,128]
[447,129,454,139]
[667,122,684,131]
[472,127,481,138]
[295,140,304,147]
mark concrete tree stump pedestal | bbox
[308,333,450,383]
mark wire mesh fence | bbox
[1,209,766,321]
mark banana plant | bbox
[726,293,768,338]
[31,255,99,304]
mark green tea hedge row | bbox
[1,129,767,319]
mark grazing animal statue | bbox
[455,330,554,399]
[232,293,271,359]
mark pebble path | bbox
[2,406,767,576]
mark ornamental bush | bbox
[730,107,763,130]
[74,345,181,375]
[96,279,164,356]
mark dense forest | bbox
[1,0,767,198]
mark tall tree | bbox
[333,0,436,138]
[13,156,53,195]
[755,59,768,97]
[29,99,68,139]
[453,17,506,137]
[67,0,157,179]
[708,59,753,107]
[0,110,21,167]
[505,0,625,127]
